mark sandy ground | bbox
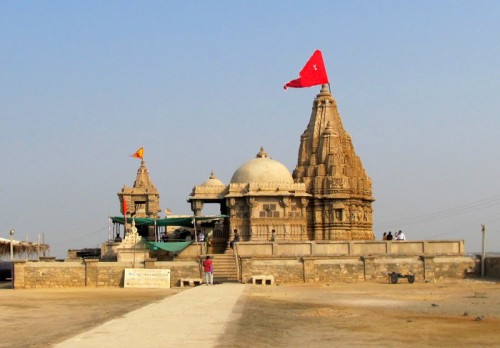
[1,278,500,348]
[221,278,500,348]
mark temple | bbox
[189,147,310,250]
[14,84,478,289]
[188,84,375,248]
[293,84,374,240]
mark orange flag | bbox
[130,147,144,160]
[122,197,127,216]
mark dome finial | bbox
[209,171,216,179]
[256,147,268,158]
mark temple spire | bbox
[133,160,155,189]
[294,85,374,241]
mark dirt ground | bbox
[1,278,500,347]
[221,278,500,348]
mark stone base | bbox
[252,275,274,285]
[179,278,202,287]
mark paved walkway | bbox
[54,283,247,348]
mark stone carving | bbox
[293,84,375,240]
[184,85,374,245]
[118,160,161,220]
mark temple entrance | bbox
[192,202,230,254]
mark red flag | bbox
[284,50,329,89]
[122,197,127,216]
[130,147,144,160]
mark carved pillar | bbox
[247,197,258,240]
[325,202,335,240]
[226,198,237,249]
[279,198,291,240]
[190,200,204,217]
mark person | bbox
[396,230,406,240]
[382,232,387,240]
[230,230,240,249]
[198,231,205,242]
[203,255,213,285]
[114,233,122,242]
[270,230,276,242]
[386,231,393,240]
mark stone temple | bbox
[14,84,474,290]
[189,84,374,249]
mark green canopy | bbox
[142,239,193,252]
[110,215,227,227]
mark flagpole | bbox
[122,196,128,237]
[125,212,128,237]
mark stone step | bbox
[203,254,239,282]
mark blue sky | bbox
[1,1,499,257]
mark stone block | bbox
[252,275,274,285]
[179,278,202,287]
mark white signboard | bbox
[124,268,171,289]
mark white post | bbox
[481,224,486,277]
[9,229,15,288]
[9,230,15,261]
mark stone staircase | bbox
[211,252,239,283]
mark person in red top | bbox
[203,255,213,285]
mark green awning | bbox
[142,239,193,252]
[110,215,227,227]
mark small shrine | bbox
[117,160,161,240]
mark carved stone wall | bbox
[226,195,308,242]
[293,85,375,240]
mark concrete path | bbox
[54,283,247,348]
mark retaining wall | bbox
[240,255,479,284]
[12,241,495,289]
[13,259,201,289]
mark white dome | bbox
[200,172,225,187]
[230,148,293,184]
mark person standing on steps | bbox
[230,230,240,249]
[203,255,213,285]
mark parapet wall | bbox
[13,259,201,289]
[234,240,475,284]
[235,240,465,257]
[240,255,478,284]
[12,240,492,289]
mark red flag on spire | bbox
[130,147,144,160]
[284,50,329,89]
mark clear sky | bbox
[1,1,499,258]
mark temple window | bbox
[135,201,146,213]
[261,203,279,218]
[289,205,301,218]
[334,209,343,221]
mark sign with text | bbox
[124,268,171,289]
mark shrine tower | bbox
[293,84,375,240]
[118,160,161,220]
